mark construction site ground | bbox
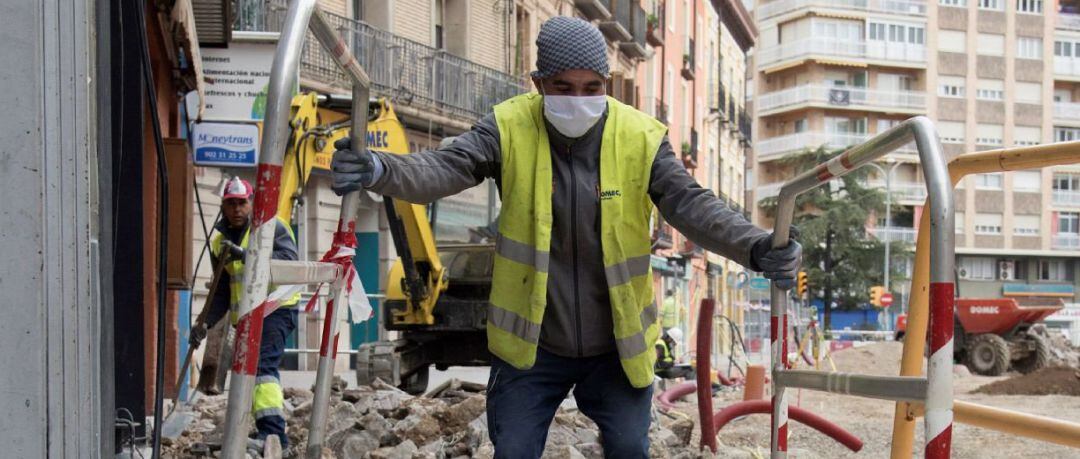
[167,340,1080,458]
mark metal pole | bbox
[305,9,373,457]
[220,1,317,457]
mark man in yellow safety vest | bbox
[189,177,301,450]
[330,17,801,459]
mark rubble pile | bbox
[1045,330,1080,368]
[165,377,709,459]
[973,367,1080,396]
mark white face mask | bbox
[542,93,607,138]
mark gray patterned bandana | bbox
[532,16,610,79]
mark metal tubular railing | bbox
[218,1,374,458]
[768,116,954,458]
[890,141,1080,458]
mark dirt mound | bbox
[973,367,1080,396]
[830,341,923,376]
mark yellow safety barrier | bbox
[891,141,1080,458]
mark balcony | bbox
[682,37,696,80]
[756,0,926,20]
[619,4,650,59]
[866,181,929,202]
[647,2,665,47]
[681,239,706,258]
[575,0,613,21]
[1055,56,1080,79]
[599,0,633,42]
[646,97,669,124]
[757,131,917,161]
[1053,189,1080,206]
[1053,233,1080,249]
[757,85,926,116]
[1058,12,1080,31]
[869,226,917,243]
[738,111,753,144]
[757,37,926,70]
[653,221,674,249]
[1054,102,1080,122]
[232,2,527,122]
[682,128,699,169]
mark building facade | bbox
[751,0,1080,306]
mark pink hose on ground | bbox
[712,400,864,452]
[696,298,718,452]
[656,381,697,410]
[716,372,744,387]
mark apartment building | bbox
[750,0,1080,305]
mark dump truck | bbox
[895,297,1063,376]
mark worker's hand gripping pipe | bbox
[218,1,375,458]
[766,117,954,459]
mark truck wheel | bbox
[965,334,1010,376]
[401,366,430,395]
[1012,334,1050,374]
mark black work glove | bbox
[330,137,381,196]
[750,227,803,290]
[189,322,208,347]
[221,239,245,260]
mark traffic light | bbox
[869,286,885,307]
[797,271,808,296]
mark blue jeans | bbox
[253,307,297,447]
[486,348,653,459]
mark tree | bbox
[759,147,911,333]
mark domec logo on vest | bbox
[599,189,622,200]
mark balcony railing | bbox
[756,0,926,20]
[683,128,699,169]
[619,3,650,59]
[866,181,929,202]
[1053,233,1080,249]
[1055,57,1080,78]
[1053,189,1080,206]
[1054,102,1080,121]
[738,111,752,143]
[758,37,926,68]
[1058,12,1080,31]
[599,0,633,42]
[869,226,917,243]
[653,221,674,249]
[232,1,527,121]
[682,37,696,80]
[757,85,926,114]
[756,131,918,161]
[647,1,665,46]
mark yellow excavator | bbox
[279,92,492,394]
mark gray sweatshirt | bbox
[369,111,768,358]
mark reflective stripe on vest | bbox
[489,93,667,388]
[210,217,301,324]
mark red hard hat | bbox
[222,177,253,200]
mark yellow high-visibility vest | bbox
[488,93,666,388]
[210,217,301,323]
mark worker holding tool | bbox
[331,17,800,459]
[188,177,301,451]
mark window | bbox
[868,21,925,45]
[1017,0,1043,13]
[1058,212,1080,233]
[794,118,807,133]
[1014,170,1042,191]
[976,79,1005,100]
[960,257,997,280]
[955,211,966,233]
[1015,126,1042,146]
[977,33,1006,56]
[976,124,1004,145]
[938,76,965,98]
[939,31,966,53]
[1056,40,1078,58]
[1054,174,1080,192]
[1055,89,1072,103]
[1056,127,1080,142]
[1017,37,1043,59]
[978,0,1002,9]
[976,172,1004,189]
[1038,260,1068,281]
[938,121,966,144]
[974,213,1004,234]
[1014,215,1041,235]
[941,0,966,6]
[814,19,864,41]
[1015,82,1042,103]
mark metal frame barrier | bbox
[768,116,955,458]
[219,1,374,458]
[890,141,1080,457]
